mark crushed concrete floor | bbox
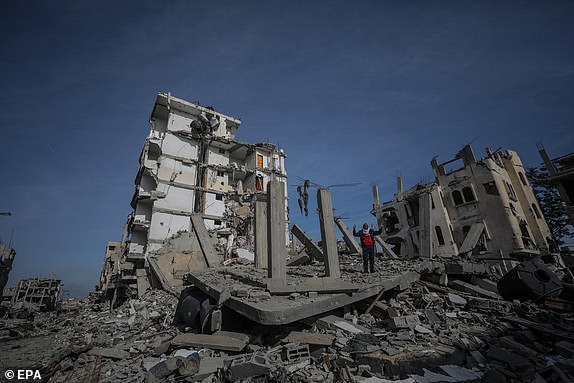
[1,256,573,382]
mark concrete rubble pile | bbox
[1,254,573,382]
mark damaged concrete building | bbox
[0,240,16,298]
[539,145,574,226]
[1,277,61,313]
[373,145,553,268]
[99,93,288,299]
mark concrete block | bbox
[447,293,467,306]
[383,315,420,330]
[284,343,310,363]
[147,354,200,380]
[228,352,279,381]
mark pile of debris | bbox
[1,255,573,382]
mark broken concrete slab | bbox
[469,276,499,294]
[375,236,399,259]
[284,331,334,346]
[186,265,421,325]
[335,217,362,254]
[292,224,324,262]
[316,315,370,334]
[450,280,499,299]
[286,252,310,266]
[190,214,220,268]
[171,332,248,352]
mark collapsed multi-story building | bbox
[372,145,553,270]
[99,93,288,299]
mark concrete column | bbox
[372,184,380,208]
[318,189,341,278]
[419,192,432,258]
[267,180,286,284]
[335,217,362,255]
[254,201,268,269]
[397,176,403,195]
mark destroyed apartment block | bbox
[97,92,289,301]
[373,144,555,271]
[1,276,61,313]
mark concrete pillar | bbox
[372,184,380,208]
[254,201,268,269]
[335,217,362,255]
[267,180,286,284]
[317,189,341,278]
[397,176,403,195]
[419,192,432,258]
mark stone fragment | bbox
[447,293,467,306]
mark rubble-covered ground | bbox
[1,257,573,383]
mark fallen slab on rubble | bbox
[284,331,335,346]
[171,332,248,352]
[185,262,422,325]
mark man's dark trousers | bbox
[363,246,375,273]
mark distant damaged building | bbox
[99,93,288,299]
[538,145,574,227]
[0,241,16,298]
[372,145,553,268]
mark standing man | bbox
[353,223,383,273]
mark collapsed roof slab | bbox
[185,260,423,325]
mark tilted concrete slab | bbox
[292,224,324,262]
[185,259,424,325]
[335,217,362,255]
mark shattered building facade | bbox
[373,145,553,268]
[2,277,61,312]
[539,145,574,227]
[0,240,16,298]
[99,93,288,299]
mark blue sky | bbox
[1,1,573,297]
